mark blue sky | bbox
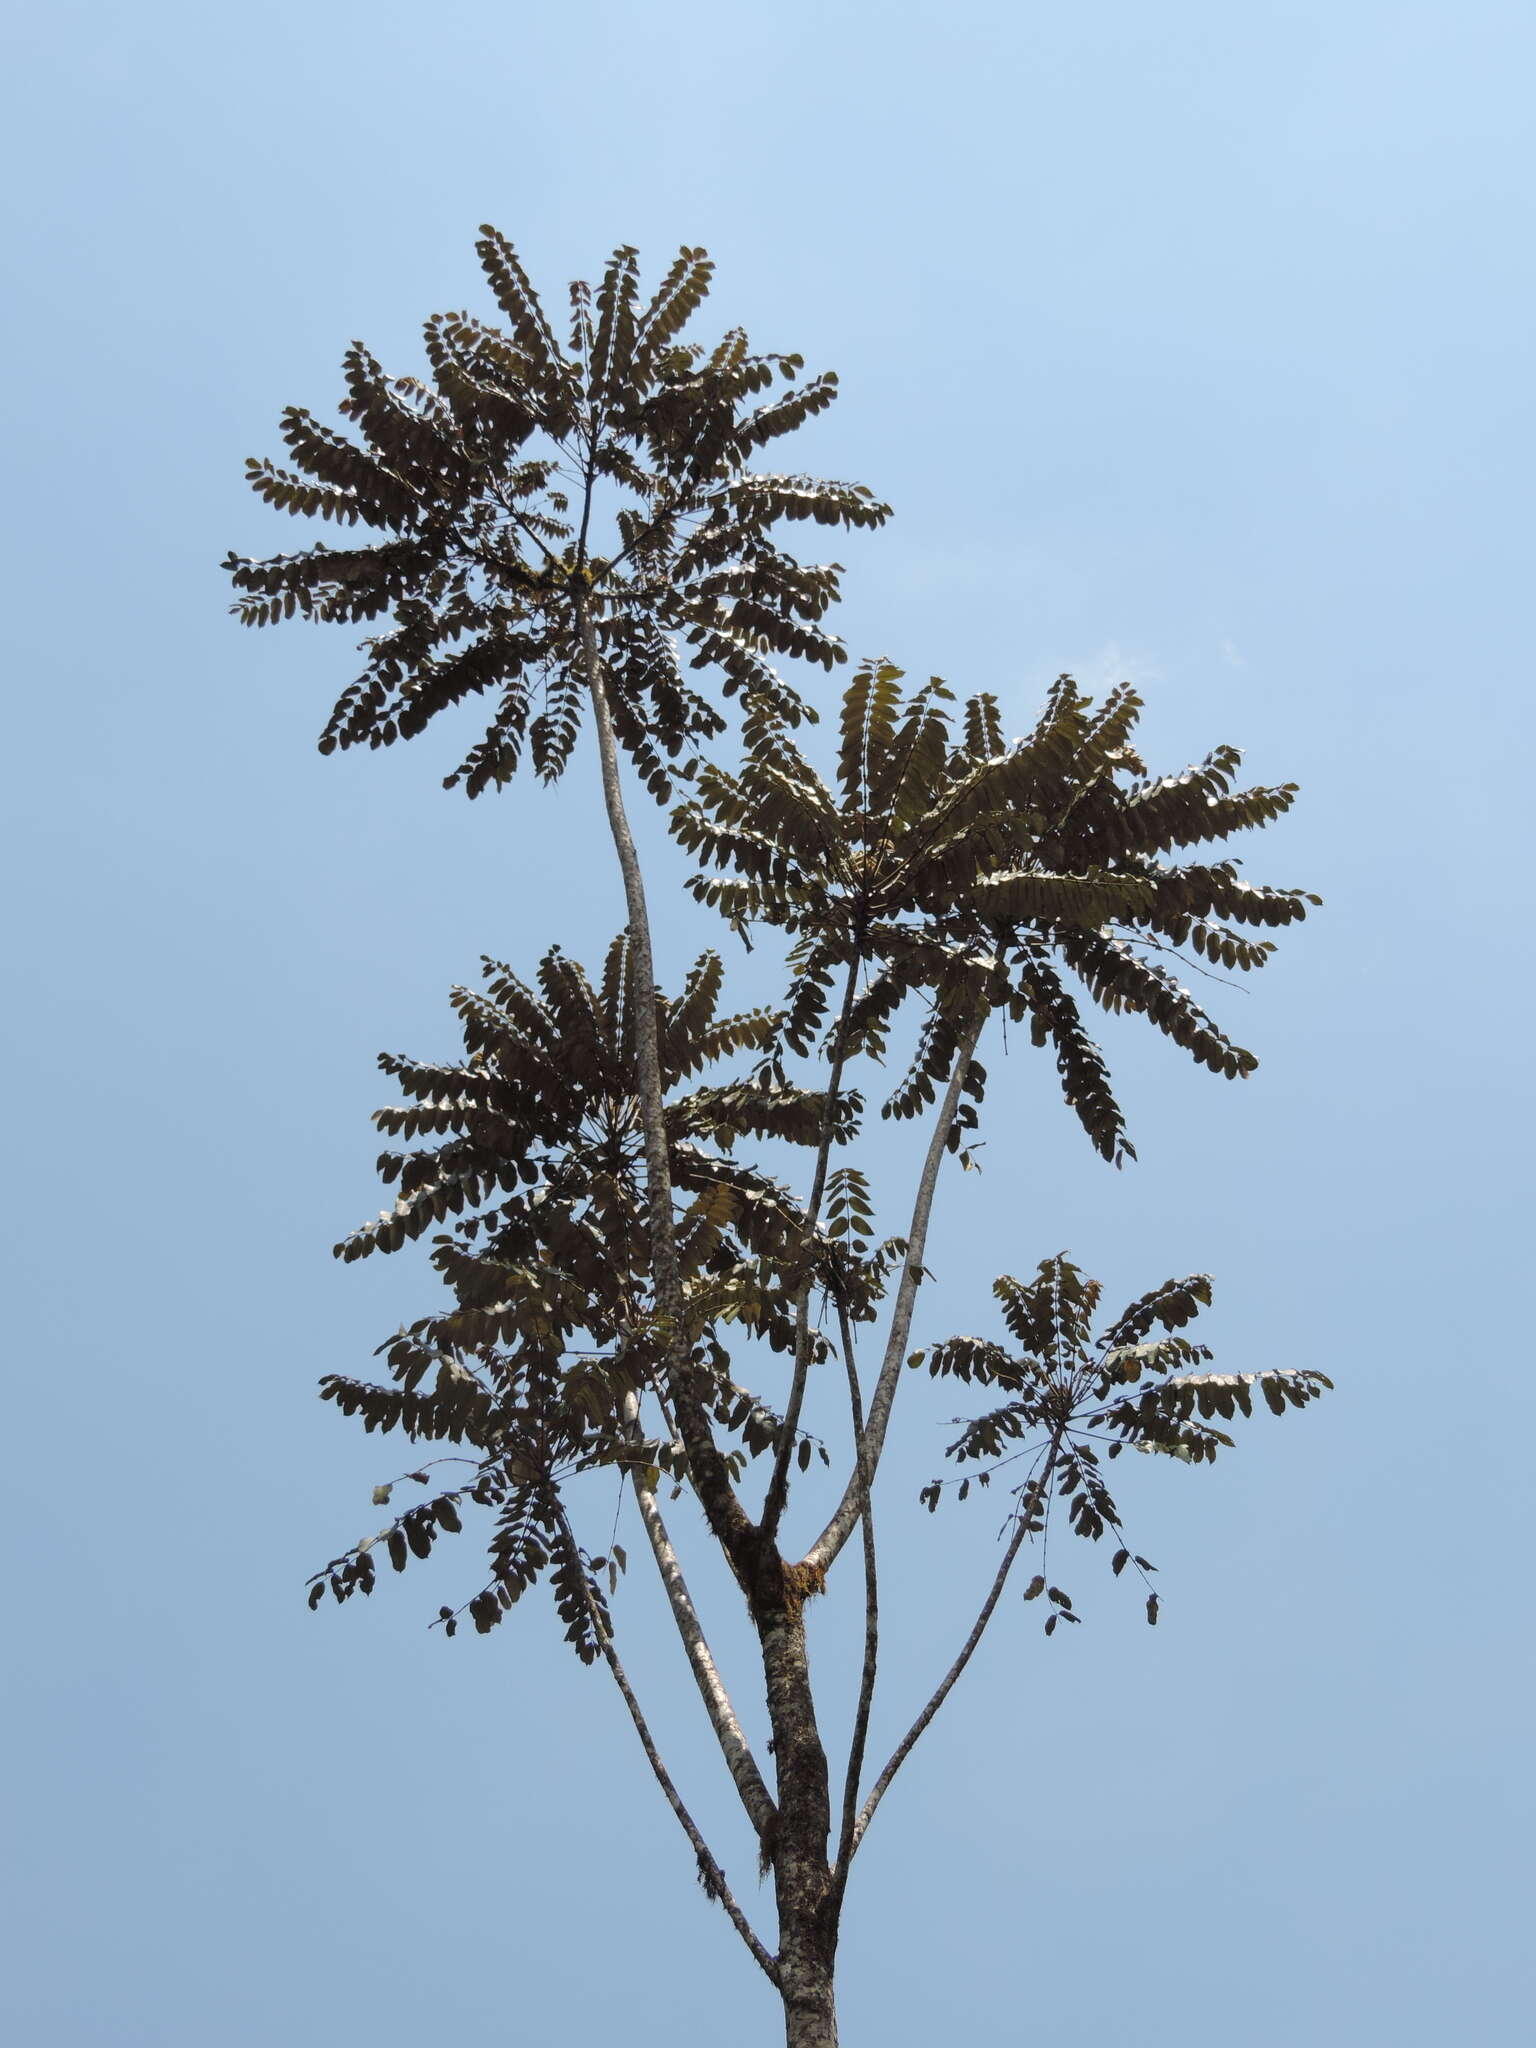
[3,3,1532,2042]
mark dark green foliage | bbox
[227,233,889,801]
[913,1255,1331,1614]
[307,666,1324,1651]
[339,933,850,1327]
[242,235,1332,2037]
[675,664,1319,1161]
[309,936,849,1637]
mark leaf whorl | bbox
[229,231,891,796]
[917,1256,1331,1592]
[312,934,864,1639]
[676,663,1317,1157]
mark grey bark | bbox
[805,1020,985,1574]
[830,1290,877,1901]
[576,592,756,1571]
[620,1390,777,1839]
[757,1570,841,2047]
[551,1497,779,1984]
[850,1432,1065,1861]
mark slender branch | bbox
[488,477,564,573]
[761,951,863,1539]
[575,589,756,1568]
[620,1392,778,1841]
[574,410,599,568]
[803,1015,986,1574]
[552,1502,780,1986]
[846,1435,1064,1863]
[849,1520,1024,1858]
[602,476,710,579]
[830,1287,877,1905]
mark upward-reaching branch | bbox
[620,1392,777,1840]
[550,1497,779,1985]
[845,1454,1052,1864]
[804,1019,985,1574]
[830,1287,878,1905]
[577,591,758,1571]
[761,953,864,1541]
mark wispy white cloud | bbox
[877,538,1053,597]
[1077,640,1162,692]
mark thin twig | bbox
[847,1434,1064,1863]
[552,1504,780,1986]
[761,952,863,1539]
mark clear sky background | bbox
[3,3,1532,2043]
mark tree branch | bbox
[761,952,863,1541]
[552,1501,780,1986]
[621,1392,778,1841]
[846,1441,1062,1863]
[829,1288,877,1906]
[803,1016,986,1574]
[576,590,757,1572]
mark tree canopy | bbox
[231,232,1326,2048]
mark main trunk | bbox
[578,594,841,2035]
[759,1575,841,2047]
[779,1951,838,2048]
